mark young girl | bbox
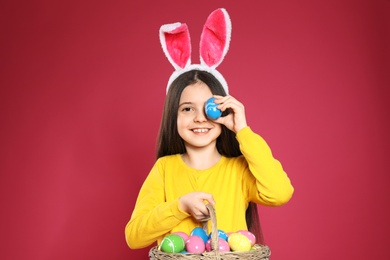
[125,8,293,250]
[125,69,294,249]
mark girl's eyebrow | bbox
[178,101,193,107]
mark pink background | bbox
[1,0,389,259]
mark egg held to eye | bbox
[205,97,222,120]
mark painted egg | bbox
[228,233,251,252]
[172,231,189,242]
[226,232,234,237]
[205,237,230,252]
[190,227,209,244]
[160,234,185,253]
[209,229,228,241]
[237,230,256,246]
[205,97,222,120]
[186,235,205,253]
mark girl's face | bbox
[177,82,222,151]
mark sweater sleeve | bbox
[236,126,294,206]
[125,160,190,249]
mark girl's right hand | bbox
[179,192,215,222]
[212,95,248,134]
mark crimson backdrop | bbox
[1,0,389,259]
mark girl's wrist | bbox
[234,123,247,134]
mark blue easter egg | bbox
[205,97,222,120]
[190,227,209,244]
[209,229,228,241]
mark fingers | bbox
[193,213,211,222]
[179,192,215,221]
[201,192,216,205]
[191,201,213,222]
[211,95,247,133]
[191,206,210,221]
[212,95,245,113]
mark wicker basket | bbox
[149,204,271,259]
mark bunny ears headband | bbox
[160,8,232,94]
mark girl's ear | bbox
[199,8,232,69]
[160,22,191,70]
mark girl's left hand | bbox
[212,95,247,133]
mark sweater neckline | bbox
[177,153,226,173]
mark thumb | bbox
[201,193,216,205]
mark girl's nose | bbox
[194,110,207,122]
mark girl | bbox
[125,69,294,249]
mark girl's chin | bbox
[184,140,217,149]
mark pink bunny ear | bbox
[200,8,231,68]
[160,23,191,70]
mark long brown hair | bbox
[156,70,264,244]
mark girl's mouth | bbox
[192,128,209,133]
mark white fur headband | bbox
[159,8,232,94]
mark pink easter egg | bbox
[237,230,256,246]
[205,238,230,252]
[186,235,205,254]
[172,231,189,241]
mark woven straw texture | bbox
[149,204,271,260]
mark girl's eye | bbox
[182,107,192,112]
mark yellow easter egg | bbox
[228,233,251,252]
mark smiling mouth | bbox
[192,128,210,133]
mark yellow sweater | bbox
[125,127,294,249]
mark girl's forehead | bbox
[180,82,212,99]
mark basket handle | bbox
[202,204,220,259]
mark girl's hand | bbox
[179,192,215,222]
[212,95,247,133]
